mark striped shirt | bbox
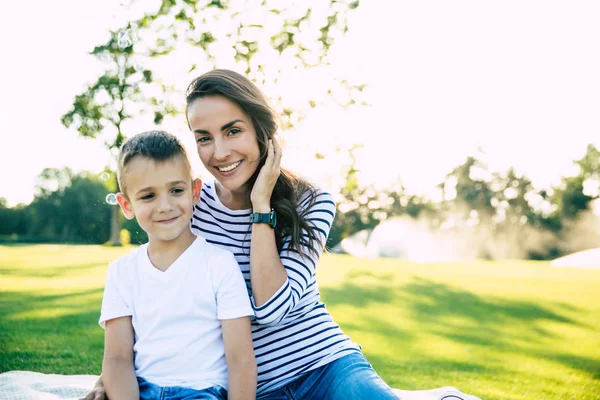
[191,182,361,395]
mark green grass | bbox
[1,245,599,399]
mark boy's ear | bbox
[192,178,202,205]
[116,192,135,220]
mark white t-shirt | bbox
[99,236,254,391]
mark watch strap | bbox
[250,209,277,228]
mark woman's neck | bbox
[215,182,252,210]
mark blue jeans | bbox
[137,377,228,400]
[258,352,398,400]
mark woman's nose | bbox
[213,139,232,161]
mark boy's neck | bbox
[147,229,197,272]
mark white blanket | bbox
[0,371,482,400]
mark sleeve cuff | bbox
[99,310,132,328]
[250,279,289,312]
[218,304,254,320]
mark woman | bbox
[183,69,398,399]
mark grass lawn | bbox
[1,244,599,399]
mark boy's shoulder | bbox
[108,244,147,274]
[190,237,239,283]
[198,236,236,262]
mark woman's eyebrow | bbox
[193,119,244,135]
[220,119,244,131]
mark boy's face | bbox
[116,155,201,245]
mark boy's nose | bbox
[157,194,174,212]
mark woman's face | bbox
[187,95,261,194]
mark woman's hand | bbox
[251,137,281,212]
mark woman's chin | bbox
[215,176,250,196]
[212,165,256,193]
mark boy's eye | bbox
[140,194,154,201]
[172,188,184,194]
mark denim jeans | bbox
[258,352,398,400]
[137,377,228,400]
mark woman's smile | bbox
[215,160,242,175]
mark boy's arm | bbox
[221,316,256,400]
[102,316,138,400]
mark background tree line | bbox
[328,143,600,260]
[1,143,598,260]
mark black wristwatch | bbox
[250,209,277,228]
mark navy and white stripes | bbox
[191,182,360,395]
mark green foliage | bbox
[549,144,600,222]
[2,145,598,256]
[122,217,148,245]
[60,23,174,151]
[60,21,179,244]
[330,145,600,260]
[0,199,29,237]
[328,145,430,248]
[0,168,154,246]
[437,156,495,224]
[134,0,357,68]
[123,0,362,128]
[23,169,112,244]
[552,176,593,220]
[60,0,362,244]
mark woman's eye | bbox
[228,128,241,136]
[196,136,211,143]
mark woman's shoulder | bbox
[201,180,216,196]
[297,185,336,212]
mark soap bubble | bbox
[117,30,135,48]
[100,172,110,181]
[105,193,118,205]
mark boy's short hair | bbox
[117,130,193,195]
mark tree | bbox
[61,0,362,245]
[0,199,29,237]
[327,145,430,248]
[60,21,176,245]
[551,144,600,221]
[328,145,381,247]
[26,169,112,244]
[128,0,365,126]
[438,156,495,227]
[490,167,537,226]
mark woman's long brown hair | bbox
[185,69,319,256]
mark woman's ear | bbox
[192,178,203,205]
[116,193,135,220]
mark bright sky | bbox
[1,1,599,206]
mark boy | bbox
[100,130,256,400]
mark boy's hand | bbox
[79,380,106,400]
